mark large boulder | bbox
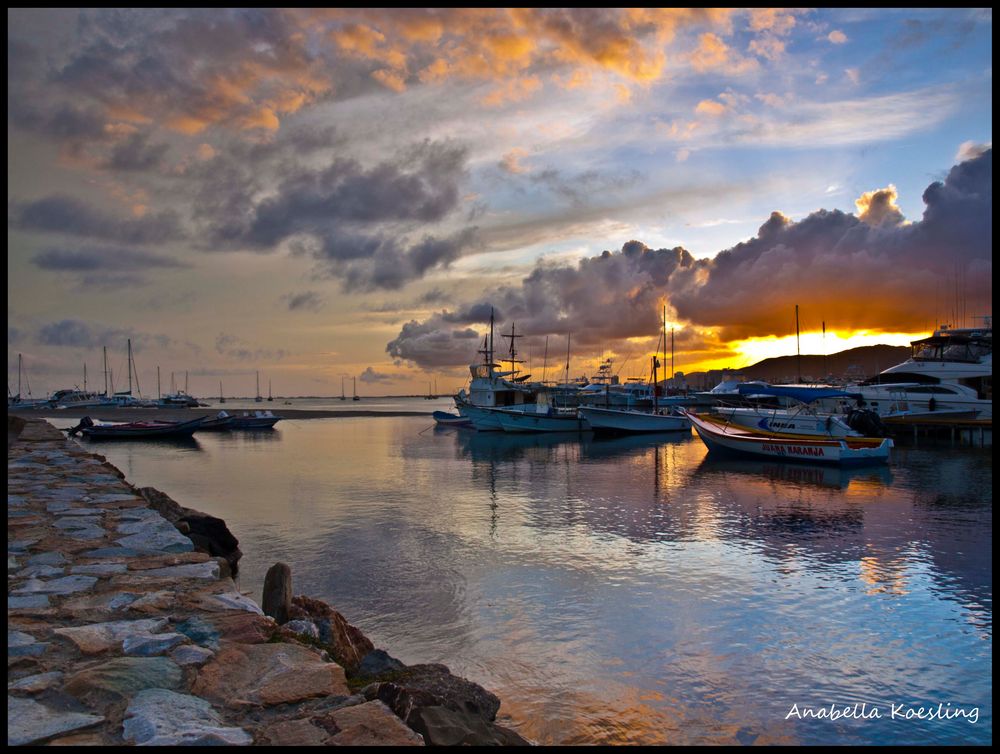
[285,595,374,674]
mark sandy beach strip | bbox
[8,406,436,423]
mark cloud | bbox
[827,30,848,44]
[13,195,184,244]
[215,333,287,362]
[358,366,395,383]
[281,290,324,312]
[388,150,992,361]
[32,246,188,272]
[35,319,173,351]
[669,149,992,339]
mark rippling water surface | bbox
[56,410,992,745]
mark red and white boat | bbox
[681,410,892,465]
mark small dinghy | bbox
[433,410,472,427]
[67,415,207,439]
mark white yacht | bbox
[852,320,992,419]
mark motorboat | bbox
[229,410,282,429]
[198,411,236,431]
[492,401,589,433]
[852,320,991,418]
[67,415,207,439]
[682,410,893,465]
[433,410,473,427]
[577,405,691,434]
[712,383,886,439]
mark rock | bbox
[192,642,350,708]
[409,705,531,746]
[371,664,502,725]
[8,671,64,693]
[260,718,329,746]
[123,688,253,746]
[63,657,183,704]
[137,487,242,575]
[7,697,104,746]
[171,645,215,667]
[326,700,426,746]
[122,632,189,656]
[201,591,264,615]
[288,595,375,674]
[13,575,98,596]
[54,618,169,654]
[283,620,320,640]
[356,648,407,678]
[262,562,292,624]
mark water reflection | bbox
[81,416,991,746]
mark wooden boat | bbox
[578,406,691,434]
[682,410,892,465]
[68,415,207,439]
[433,410,473,427]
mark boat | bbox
[219,381,226,404]
[229,410,282,429]
[67,415,207,439]
[198,411,236,431]
[267,379,273,402]
[454,312,545,430]
[578,405,691,434]
[491,393,589,433]
[340,376,346,401]
[682,409,893,465]
[433,410,473,427]
[8,354,50,408]
[849,320,992,419]
[712,383,886,439]
[255,371,263,402]
[352,376,360,401]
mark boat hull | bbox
[78,416,207,439]
[683,411,892,465]
[433,411,473,427]
[494,407,589,433]
[578,407,691,434]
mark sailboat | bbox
[340,376,346,401]
[425,381,435,399]
[267,379,273,402]
[352,376,360,401]
[8,354,48,408]
[219,381,226,404]
[255,371,263,402]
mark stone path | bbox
[8,419,425,746]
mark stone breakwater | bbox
[7,417,529,746]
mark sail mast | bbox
[795,304,802,383]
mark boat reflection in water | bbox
[694,456,894,490]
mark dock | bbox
[882,415,992,447]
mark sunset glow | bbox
[7,8,992,397]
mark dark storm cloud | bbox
[669,148,992,339]
[104,133,171,172]
[387,149,992,367]
[13,196,184,245]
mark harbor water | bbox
[51,408,992,745]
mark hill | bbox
[741,344,910,383]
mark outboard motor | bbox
[66,416,94,436]
[845,408,887,437]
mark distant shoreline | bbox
[7,407,436,422]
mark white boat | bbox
[578,406,690,434]
[851,320,991,419]
[493,401,589,433]
[712,383,885,439]
[683,410,893,465]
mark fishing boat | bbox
[578,406,691,434]
[433,410,473,427]
[682,409,893,465]
[491,393,589,433]
[67,415,207,439]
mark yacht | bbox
[852,320,992,419]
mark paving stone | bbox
[115,528,194,554]
[201,591,265,615]
[15,564,66,578]
[54,618,169,654]
[8,671,64,693]
[171,645,215,667]
[26,552,68,566]
[123,688,253,746]
[63,657,183,702]
[114,562,220,582]
[13,575,98,596]
[7,696,105,746]
[123,632,189,657]
[8,595,52,610]
[70,563,128,576]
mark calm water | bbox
[54,408,992,745]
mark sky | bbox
[7,8,993,398]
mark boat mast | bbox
[489,307,495,375]
[542,335,549,384]
[565,333,571,387]
[84,362,87,392]
[103,347,108,396]
[157,366,161,400]
[18,353,22,399]
[127,338,133,395]
[795,305,802,383]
